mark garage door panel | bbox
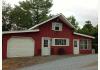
[7,37,34,57]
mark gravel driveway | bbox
[18,54,98,70]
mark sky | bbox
[4,0,98,28]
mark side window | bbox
[52,22,62,31]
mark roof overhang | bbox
[2,29,39,34]
[28,13,75,30]
[74,32,95,39]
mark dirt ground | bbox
[2,55,85,70]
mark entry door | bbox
[73,39,79,54]
[42,37,50,56]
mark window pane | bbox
[80,40,82,49]
[44,40,48,47]
[74,41,77,47]
[55,39,59,45]
[84,40,87,44]
[55,27,59,30]
[63,40,66,45]
[80,40,84,49]
[84,40,87,49]
[59,39,61,45]
[84,44,87,49]
[80,45,83,49]
[61,40,63,45]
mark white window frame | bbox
[80,39,91,50]
[52,38,69,46]
[52,22,62,31]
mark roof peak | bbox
[28,13,75,30]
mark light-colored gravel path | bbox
[18,54,98,70]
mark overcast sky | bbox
[4,0,98,28]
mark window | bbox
[74,41,77,47]
[52,22,62,31]
[52,38,69,46]
[55,27,59,31]
[80,39,91,50]
[44,40,48,47]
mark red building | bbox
[2,14,95,59]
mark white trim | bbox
[28,13,75,30]
[52,38,69,46]
[2,29,39,34]
[74,32,95,39]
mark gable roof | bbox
[2,29,39,34]
[74,32,95,39]
[28,13,75,30]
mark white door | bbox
[42,37,50,56]
[73,39,79,54]
[7,37,34,57]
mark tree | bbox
[67,16,79,30]
[80,21,94,35]
[2,1,12,31]
[9,0,53,30]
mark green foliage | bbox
[9,0,53,30]
[67,16,79,30]
[2,1,12,31]
[80,21,94,35]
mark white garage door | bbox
[7,37,34,57]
